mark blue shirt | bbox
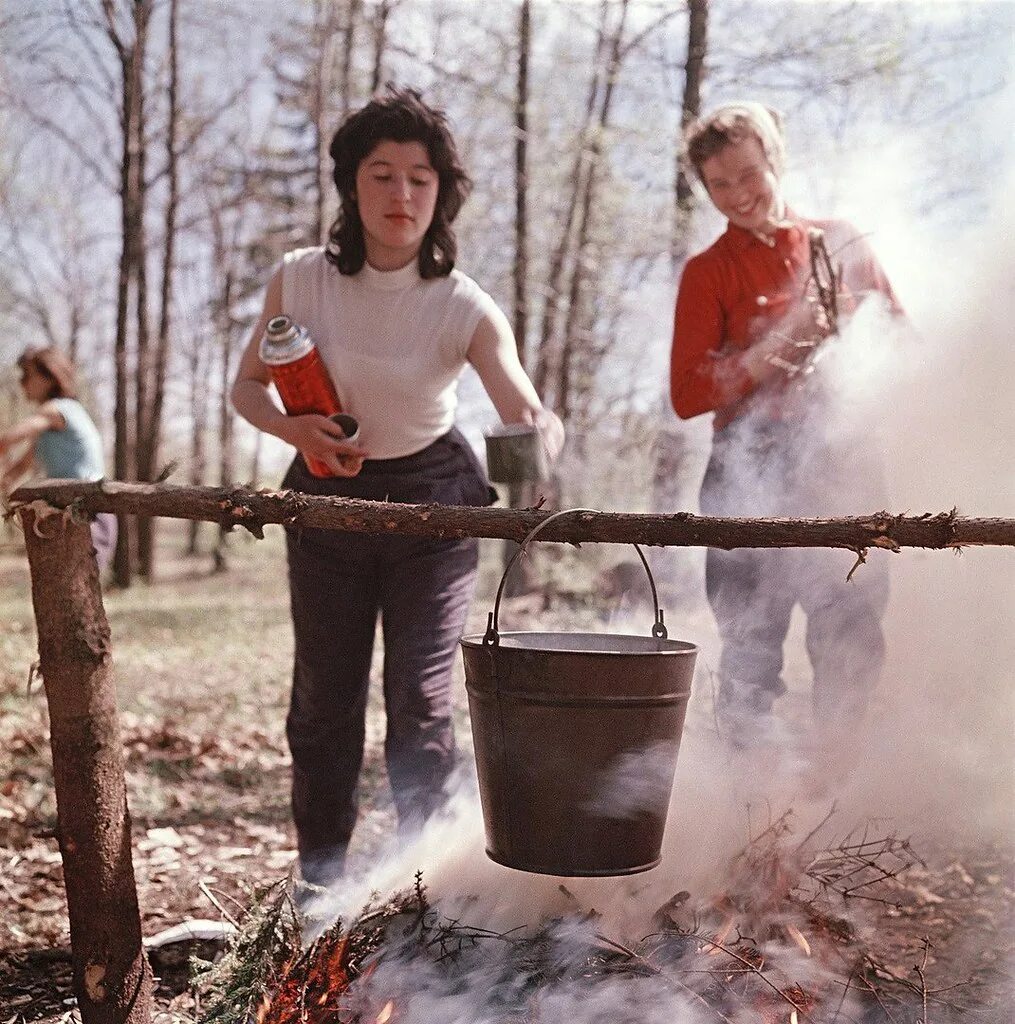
[34,398,106,481]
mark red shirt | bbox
[670,214,901,430]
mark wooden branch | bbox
[17,505,154,1024]
[9,480,1015,551]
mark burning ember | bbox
[197,814,954,1024]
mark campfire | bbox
[194,809,956,1024]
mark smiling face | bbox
[700,135,784,235]
[354,139,440,270]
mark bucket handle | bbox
[483,508,667,646]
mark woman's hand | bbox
[743,301,827,384]
[521,406,565,462]
[278,414,369,478]
[231,271,365,477]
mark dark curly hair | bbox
[326,86,472,279]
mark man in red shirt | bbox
[671,103,903,747]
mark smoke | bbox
[581,741,679,822]
[337,915,710,1024]
[307,182,1014,959]
[828,188,1015,839]
[297,82,1015,1024]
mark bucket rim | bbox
[460,630,698,655]
[484,848,662,877]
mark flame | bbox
[376,1001,395,1023]
[790,1011,798,1024]
[257,933,352,1024]
[255,995,272,1024]
[707,913,736,955]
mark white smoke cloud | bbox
[300,70,1015,1024]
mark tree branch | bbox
[7,482,1014,552]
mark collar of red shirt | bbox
[724,208,808,253]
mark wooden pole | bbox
[18,506,154,1024]
[9,480,1015,552]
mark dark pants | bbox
[282,429,495,884]
[700,416,890,742]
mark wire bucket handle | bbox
[482,508,668,646]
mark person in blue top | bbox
[0,345,116,571]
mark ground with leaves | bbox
[0,522,1012,1021]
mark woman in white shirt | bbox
[233,87,563,888]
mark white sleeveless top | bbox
[280,247,501,459]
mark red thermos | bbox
[259,315,342,477]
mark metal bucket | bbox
[461,510,697,876]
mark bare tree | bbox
[137,0,180,579]
[555,0,631,426]
[672,0,708,270]
[104,0,154,588]
[184,318,211,556]
[209,203,238,572]
[513,0,532,368]
[268,0,369,248]
[650,0,710,602]
[339,0,364,120]
[0,154,106,362]
[532,0,612,403]
[501,0,535,589]
[369,0,402,92]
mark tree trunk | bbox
[370,0,393,92]
[311,0,334,245]
[111,32,141,588]
[513,0,531,369]
[503,0,535,592]
[672,0,708,270]
[133,0,153,581]
[652,0,710,604]
[532,0,611,403]
[19,507,153,1024]
[556,0,629,426]
[138,0,179,580]
[213,261,236,573]
[340,0,363,119]
[213,397,235,573]
[108,0,154,589]
[185,332,209,556]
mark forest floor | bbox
[0,520,1012,1021]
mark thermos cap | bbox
[260,315,314,365]
[330,413,360,444]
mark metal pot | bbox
[461,509,697,876]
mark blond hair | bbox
[685,102,786,180]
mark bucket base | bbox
[485,848,662,878]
